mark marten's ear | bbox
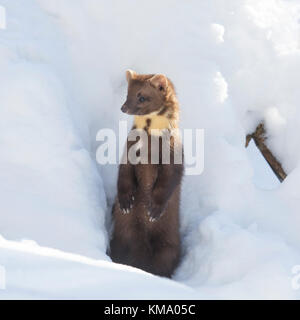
[149,74,168,92]
[126,69,137,82]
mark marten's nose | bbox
[121,103,128,113]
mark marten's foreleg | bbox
[117,163,136,214]
[148,164,183,221]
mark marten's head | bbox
[121,70,176,116]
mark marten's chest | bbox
[126,134,164,190]
[134,163,159,191]
[127,132,173,165]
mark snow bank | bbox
[0,0,107,258]
[0,236,198,299]
[0,0,300,299]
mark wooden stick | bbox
[245,122,287,182]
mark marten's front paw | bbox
[147,202,165,222]
[118,192,135,214]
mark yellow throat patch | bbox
[134,112,173,135]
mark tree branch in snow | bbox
[245,122,287,182]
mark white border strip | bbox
[0,265,6,290]
[0,6,6,30]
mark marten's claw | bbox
[122,208,130,215]
[147,203,164,221]
[119,192,135,213]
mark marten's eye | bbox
[139,96,145,103]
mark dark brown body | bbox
[109,70,183,278]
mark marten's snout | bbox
[121,103,129,113]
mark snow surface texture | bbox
[1,0,300,299]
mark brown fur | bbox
[109,70,184,278]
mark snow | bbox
[1,0,300,299]
[0,236,198,299]
[0,5,5,30]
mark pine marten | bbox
[109,70,184,278]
